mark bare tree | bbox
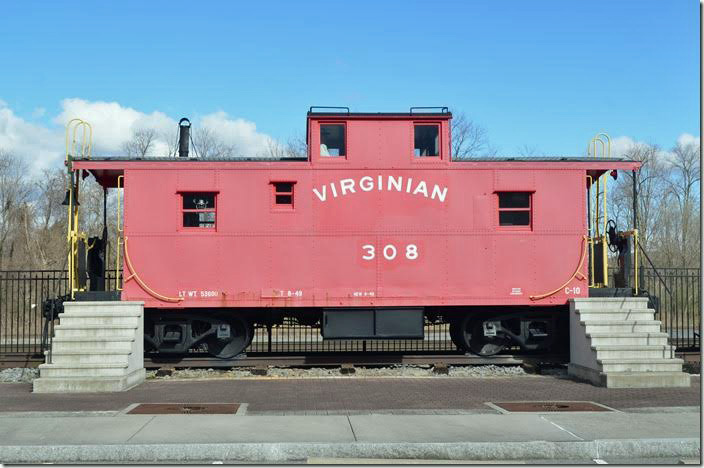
[122,128,156,157]
[285,135,308,158]
[161,129,180,158]
[263,136,308,159]
[27,168,67,268]
[191,127,234,159]
[607,142,669,257]
[451,111,495,158]
[0,151,33,269]
[663,141,700,267]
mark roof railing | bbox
[409,107,449,113]
[308,106,350,114]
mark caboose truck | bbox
[52,108,642,359]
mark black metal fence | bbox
[1,268,700,359]
[244,317,456,355]
[631,268,700,351]
[0,270,67,356]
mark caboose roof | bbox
[306,106,452,119]
[71,156,640,188]
[72,155,635,163]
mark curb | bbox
[0,438,699,463]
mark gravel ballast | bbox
[1,364,530,383]
[145,364,528,380]
[0,368,39,383]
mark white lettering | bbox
[383,244,397,260]
[312,176,448,203]
[388,176,403,192]
[431,185,448,202]
[313,186,327,202]
[340,178,356,195]
[412,181,428,198]
[359,176,374,192]
[362,243,419,261]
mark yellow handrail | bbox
[66,174,74,298]
[123,236,183,303]
[594,133,611,157]
[65,118,82,162]
[530,236,588,301]
[116,175,123,291]
[64,118,92,298]
[586,133,611,287]
[633,229,639,294]
[65,119,92,162]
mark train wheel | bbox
[457,316,509,357]
[467,318,509,356]
[205,316,252,359]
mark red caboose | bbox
[66,108,640,357]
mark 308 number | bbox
[362,244,419,261]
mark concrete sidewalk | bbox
[0,409,699,463]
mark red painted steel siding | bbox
[121,164,588,309]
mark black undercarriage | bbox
[142,306,570,358]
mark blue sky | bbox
[0,0,699,161]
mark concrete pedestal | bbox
[568,297,689,388]
[33,301,145,393]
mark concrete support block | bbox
[33,301,145,393]
[568,298,690,388]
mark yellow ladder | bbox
[65,119,92,299]
[587,133,610,288]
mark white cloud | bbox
[53,100,276,158]
[608,136,638,158]
[54,98,176,154]
[0,101,63,173]
[0,98,284,174]
[607,133,700,166]
[1,97,698,176]
[199,111,275,157]
[676,133,700,147]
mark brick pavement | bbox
[0,374,699,413]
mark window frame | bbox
[178,191,219,231]
[270,181,296,212]
[411,122,442,161]
[318,122,347,160]
[495,191,533,231]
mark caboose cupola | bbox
[307,106,452,166]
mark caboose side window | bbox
[497,192,531,227]
[320,124,346,157]
[181,192,216,229]
[272,181,295,208]
[414,124,439,157]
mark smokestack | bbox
[178,118,191,158]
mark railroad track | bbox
[0,351,570,370]
[143,353,568,369]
